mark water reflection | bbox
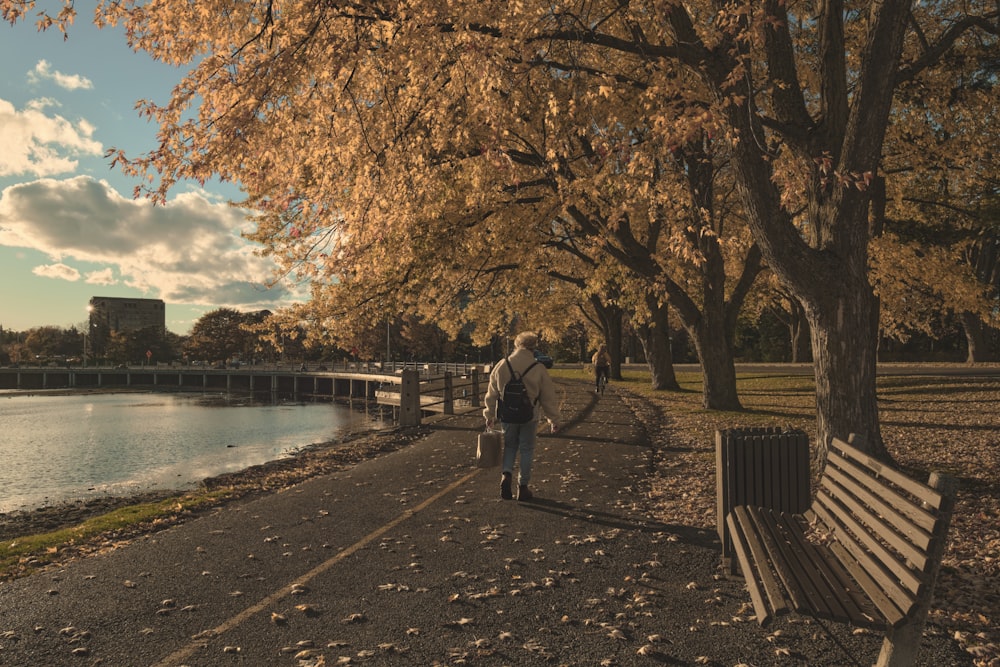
[0,391,389,513]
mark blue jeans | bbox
[502,421,537,486]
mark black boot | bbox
[500,472,513,500]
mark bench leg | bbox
[725,555,737,576]
[876,471,957,667]
[875,623,920,667]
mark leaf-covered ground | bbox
[2,374,996,664]
[623,372,1000,667]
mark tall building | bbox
[88,297,166,355]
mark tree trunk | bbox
[687,316,742,410]
[636,297,680,391]
[805,280,887,464]
[961,311,997,363]
[789,298,812,363]
[591,295,624,380]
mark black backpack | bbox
[498,358,540,424]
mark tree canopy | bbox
[6,0,997,457]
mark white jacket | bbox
[483,347,561,425]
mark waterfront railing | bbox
[0,364,486,427]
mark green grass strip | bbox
[0,490,232,578]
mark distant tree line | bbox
[2,302,994,369]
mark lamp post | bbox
[85,304,93,368]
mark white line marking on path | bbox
[153,468,481,666]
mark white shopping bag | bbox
[475,429,502,468]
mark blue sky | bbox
[0,14,298,335]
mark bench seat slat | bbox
[775,511,879,626]
[827,541,903,628]
[801,509,889,628]
[734,507,790,616]
[811,496,912,626]
[742,507,816,614]
[755,509,848,620]
[727,508,784,625]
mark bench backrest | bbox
[807,436,954,627]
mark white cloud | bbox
[0,175,300,311]
[0,97,103,177]
[27,59,94,91]
[85,267,116,285]
[33,262,81,281]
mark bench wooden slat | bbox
[827,540,904,628]
[814,485,922,598]
[733,506,791,616]
[743,507,816,614]
[748,508,817,614]
[817,462,929,596]
[823,461,934,554]
[811,495,913,626]
[775,511,878,626]
[827,449,937,536]
[727,508,784,624]
[759,508,852,620]
[801,509,890,627]
[831,438,945,511]
[820,471,930,573]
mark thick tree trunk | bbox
[687,316,742,410]
[805,281,887,464]
[636,297,680,391]
[607,318,624,380]
[662,239,755,411]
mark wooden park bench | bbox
[725,434,957,667]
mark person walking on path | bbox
[592,343,612,393]
[483,331,561,501]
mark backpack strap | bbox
[504,357,539,380]
[504,357,520,380]
[524,361,541,404]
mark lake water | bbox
[0,391,389,514]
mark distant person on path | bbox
[484,332,561,502]
[592,344,612,393]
